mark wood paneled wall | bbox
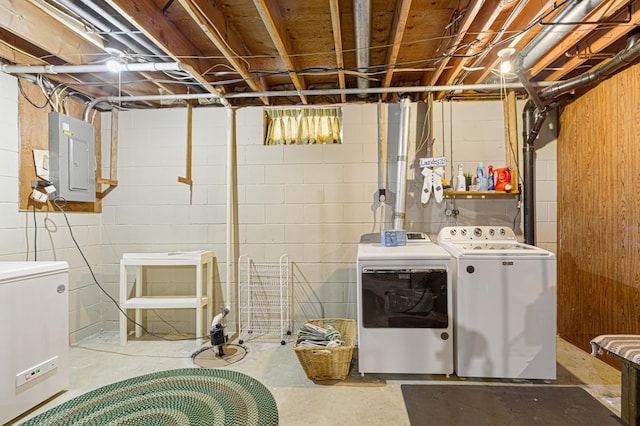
[557,62,640,367]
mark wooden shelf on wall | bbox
[444,190,520,199]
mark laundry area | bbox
[1,1,640,425]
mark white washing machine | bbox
[437,226,556,380]
[357,232,453,375]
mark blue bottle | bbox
[477,162,488,191]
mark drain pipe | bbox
[353,0,372,96]
[539,31,640,100]
[226,107,236,335]
[522,100,547,245]
[393,96,411,230]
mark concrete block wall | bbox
[0,72,558,343]
[100,107,228,335]
[100,99,558,336]
[236,104,381,325]
[0,73,103,343]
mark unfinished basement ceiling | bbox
[0,0,638,107]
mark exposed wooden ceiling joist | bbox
[251,0,308,104]
[381,0,412,101]
[1,0,637,107]
[0,0,162,99]
[528,0,631,77]
[470,0,560,86]
[178,0,270,105]
[544,5,640,81]
[106,0,226,100]
[438,0,506,89]
[423,0,486,92]
[329,0,347,103]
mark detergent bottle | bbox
[494,167,512,192]
[476,162,488,191]
[487,165,495,190]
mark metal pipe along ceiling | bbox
[393,97,411,230]
[353,0,372,94]
[539,31,640,100]
[54,0,162,60]
[517,0,604,71]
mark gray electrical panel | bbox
[48,112,96,202]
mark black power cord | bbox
[53,197,210,342]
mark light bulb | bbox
[500,60,512,74]
[106,59,121,72]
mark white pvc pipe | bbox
[82,81,558,121]
[1,62,185,75]
[226,107,236,328]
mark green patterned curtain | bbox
[265,107,342,145]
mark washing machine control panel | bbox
[438,226,517,242]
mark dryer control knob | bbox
[441,332,450,340]
[466,265,475,274]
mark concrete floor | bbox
[12,332,621,425]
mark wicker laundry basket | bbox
[293,318,356,381]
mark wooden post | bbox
[178,104,193,186]
[622,359,640,426]
[97,109,119,198]
[503,90,519,192]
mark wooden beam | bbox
[0,0,101,64]
[178,0,269,105]
[97,108,119,189]
[528,0,630,78]
[0,1,165,101]
[252,0,308,104]
[178,104,193,186]
[329,0,347,103]
[471,0,558,85]
[439,0,504,89]
[107,0,226,102]
[422,0,485,94]
[541,2,640,81]
[503,90,518,191]
[381,0,412,101]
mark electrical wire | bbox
[17,79,50,109]
[190,343,248,364]
[52,197,210,342]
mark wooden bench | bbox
[591,335,640,426]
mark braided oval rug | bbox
[22,368,278,426]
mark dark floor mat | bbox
[401,384,622,426]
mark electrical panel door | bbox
[48,112,96,202]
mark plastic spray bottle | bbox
[456,163,466,191]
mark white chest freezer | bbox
[0,261,69,424]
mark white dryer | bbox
[357,232,453,375]
[437,226,556,380]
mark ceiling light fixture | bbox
[497,47,516,74]
[106,59,122,72]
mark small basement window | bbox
[264,107,342,145]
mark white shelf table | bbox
[119,251,214,345]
